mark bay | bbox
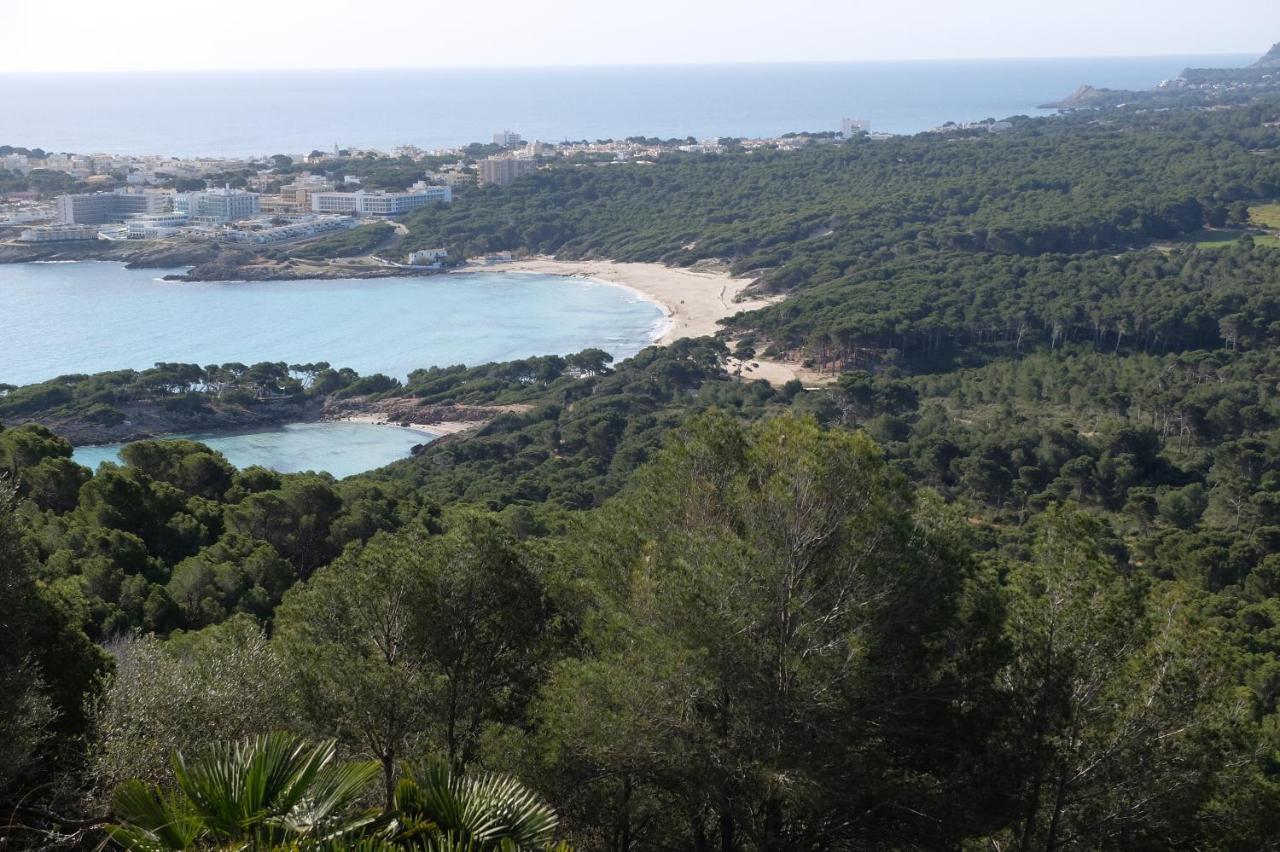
[0,262,665,386]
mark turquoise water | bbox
[73,421,431,479]
[0,57,1251,157]
[0,262,665,386]
[4,261,661,477]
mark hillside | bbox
[8,96,1280,850]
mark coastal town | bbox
[0,120,906,260]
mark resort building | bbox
[407,248,448,266]
[56,189,170,224]
[177,187,261,224]
[309,186,452,217]
[493,130,524,147]
[124,212,191,239]
[18,224,100,242]
[477,157,537,187]
[221,215,358,245]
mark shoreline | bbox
[3,249,778,347]
[451,257,778,345]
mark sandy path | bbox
[452,257,777,344]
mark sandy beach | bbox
[331,413,477,436]
[453,257,777,345]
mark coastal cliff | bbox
[1253,42,1280,68]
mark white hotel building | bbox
[175,187,261,224]
[310,186,451,217]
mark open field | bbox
[1248,202,1280,230]
[1181,228,1280,249]
[1183,229,1247,248]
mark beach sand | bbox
[453,257,777,345]
[332,413,477,436]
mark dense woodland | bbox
[7,98,1280,850]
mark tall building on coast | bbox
[176,187,261,223]
[477,157,537,187]
[840,118,872,138]
[56,189,169,224]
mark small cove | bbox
[72,421,432,479]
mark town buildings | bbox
[309,186,451,216]
[477,157,537,187]
[493,130,524,147]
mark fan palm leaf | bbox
[392,762,560,851]
[106,733,380,850]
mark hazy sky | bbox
[3,0,1274,73]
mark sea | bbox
[0,55,1255,157]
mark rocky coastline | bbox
[7,392,509,448]
[0,237,446,282]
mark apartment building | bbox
[274,179,335,213]
[477,157,537,187]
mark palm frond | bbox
[106,781,202,851]
[108,734,380,850]
[393,762,560,850]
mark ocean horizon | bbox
[0,55,1254,157]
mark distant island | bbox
[1041,42,1280,109]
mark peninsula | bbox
[1040,43,1280,109]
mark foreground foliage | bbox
[106,734,569,851]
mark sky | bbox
[2,0,1275,73]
